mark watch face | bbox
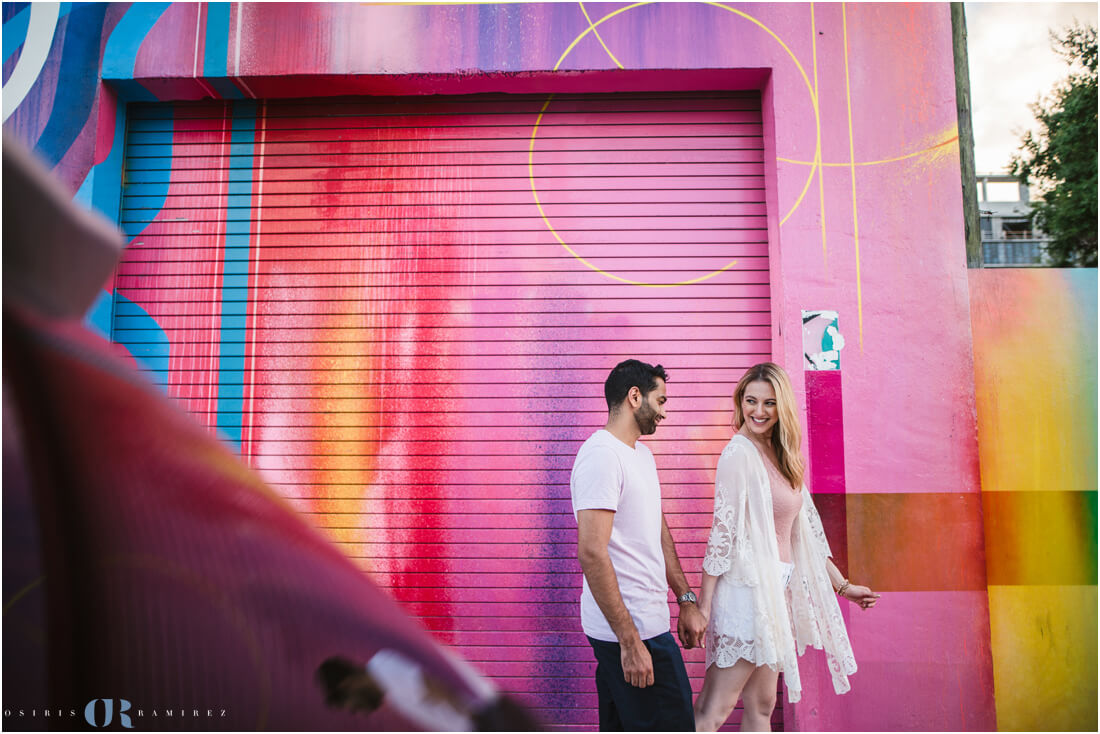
[679,591,697,604]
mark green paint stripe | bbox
[983,490,1098,586]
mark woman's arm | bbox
[698,570,718,622]
[793,484,879,610]
[823,557,845,590]
[825,558,880,610]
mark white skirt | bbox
[705,561,795,670]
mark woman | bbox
[694,363,879,732]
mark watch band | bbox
[676,590,697,605]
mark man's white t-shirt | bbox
[570,429,669,642]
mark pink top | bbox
[763,457,803,563]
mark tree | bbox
[1010,23,1098,267]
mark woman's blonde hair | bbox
[732,362,805,489]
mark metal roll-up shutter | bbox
[115,91,771,730]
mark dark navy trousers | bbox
[586,632,695,731]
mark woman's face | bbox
[740,379,779,439]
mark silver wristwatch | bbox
[676,590,697,605]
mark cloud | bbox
[965,2,1098,173]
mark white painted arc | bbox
[2,2,61,123]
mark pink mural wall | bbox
[3,3,999,730]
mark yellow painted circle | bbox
[529,1,822,287]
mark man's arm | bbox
[576,508,654,688]
[661,513,707,649]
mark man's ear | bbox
[628,386,642,407]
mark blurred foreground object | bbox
[317,651,537,731]
[2,137,537,730]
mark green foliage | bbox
[1010,23,1098,267]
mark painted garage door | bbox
[114,91,772,730]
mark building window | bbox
[982,180,1022,202]
[1002,221,1033,240]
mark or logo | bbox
[84,699,133,729]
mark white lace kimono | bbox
[702,434,857,702]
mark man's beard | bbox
[634,401,659,435]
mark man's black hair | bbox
[603,359,668,410]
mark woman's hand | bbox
[842,584,880,610]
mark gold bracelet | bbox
[836,580,851,596]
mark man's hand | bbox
[676,603,708,649]
[620,638,654,688]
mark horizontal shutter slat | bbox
[114,91,771,729]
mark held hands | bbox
[620,638,654,688]
[676,602,708,650]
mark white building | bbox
[977,173,1051,266]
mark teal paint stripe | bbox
[101,2,170,101]
[92,100,128,222]
[121,168,180,184]
[1066,268,1098,499]
[74,97,127,221]
[216,101,257,453]
[73,167,94,208]
[126,130,175,144]
[107,101,172,390]
[199,4,244,99]
[203,2,230,76]
[110,292,169,392]
[120,105,172,239]
[83,289,114,339]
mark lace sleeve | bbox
[788,484,857,696]
[702,442,754,577]
[702,480,734,576]
[799,485,833,560]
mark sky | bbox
[966,2,1098,174]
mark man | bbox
[570,359,707,731]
